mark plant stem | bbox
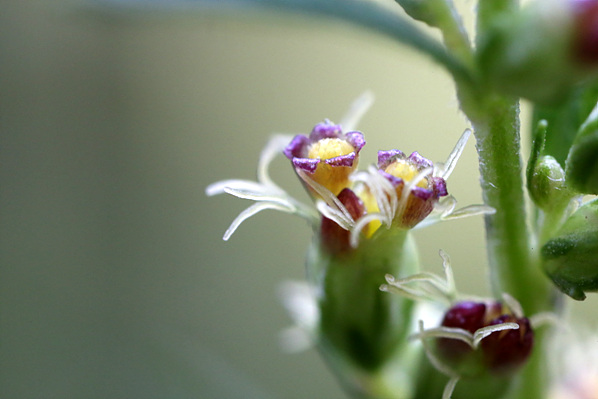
[466,95,549,313]
[455,83,553,399]
[430,0,473,68]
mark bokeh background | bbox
[2,1,597,398]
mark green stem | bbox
[441,3,554,397]
[430,0,473,68]
[467,95,549,314]
[458,86,553,399]
[394,0,473,69]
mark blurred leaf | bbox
[565,99,598,195]
[96,0,471,82]
[531,83,598,166]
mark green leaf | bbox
[531,83,598,166]
[542,199,598,300]
[565,97,598,195]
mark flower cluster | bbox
[206,93,493,252]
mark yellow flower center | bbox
[307,138,354,160]
[384,160,429,189]
[305,138,356,196]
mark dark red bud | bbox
[437,302,487,371]
[435,301,534,377]
[320,188,366,254]
[480,315,534,375]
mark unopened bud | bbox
[529,155,571,211]
[435,301,534,377]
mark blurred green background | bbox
[2,1,596,398]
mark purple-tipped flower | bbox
[284,120,365,197]
[377,150,448,228]
[436,300,534,378]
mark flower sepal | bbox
[307,226,420,383]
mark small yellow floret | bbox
[384,161,428,189]
[307,138,354,160]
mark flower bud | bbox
[542,198,598,300]
[477,0,598,103]
[435,301,534,377]
[284,121,365,197]
[529,155,571,211]
[480,315,534,375]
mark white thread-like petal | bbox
[350,212,386,247]
[439,250,457,299]
[222,187,292,205]
[417,321,462,378]
[222,202,296,240]
[258,134,295,186]
[316,201,353,230]
[296,169,354,223]
[444,204,496,219]
[442,377,460,399]
[472,323,520,347]
[502,293,524,319]
[440,129,472,180]
[340,91,375,132]
[206,179,275,197]
[414,325,475,348]
[381,283,429,302]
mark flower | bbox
[206,93,493,246]
[284,120,365,197]
[377,150,448,228]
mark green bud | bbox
[529,155,571,211]
[566,104,598,194]
[542,199,598,300]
